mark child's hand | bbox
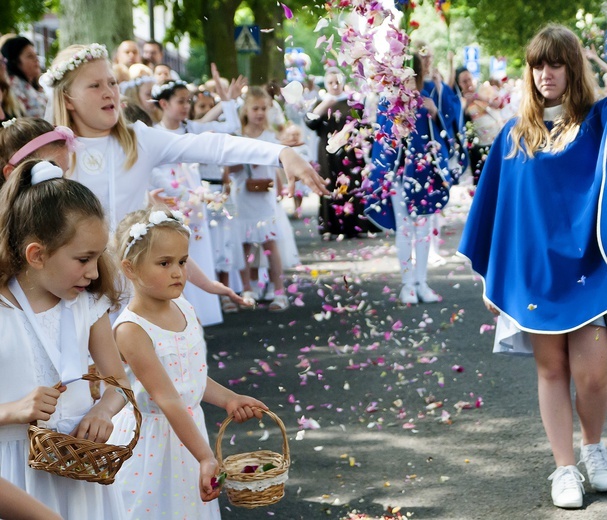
[70,407,114,443]
[13,385,66,424]
[227,290,253,308]
[226,397,269,423]
[279,147,330,196]
[199,456,221,502]
[148,188,176,208]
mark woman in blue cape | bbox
[459,24,607,509]
[366,53,451,305]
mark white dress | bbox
[108,297,221,520]
[0,290,125,520]
[232,130,280,244]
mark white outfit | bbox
[71,119,285,232]
[0,288,125,520]
[150,113,243,327]
[232,130,281,244]
[108,297,221,520]
[391,185,432,285]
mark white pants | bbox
[391,188,433,285]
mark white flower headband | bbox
[123,210,191,259]
[151,80,189,100]
[119,75,156,94]
[40,44,109,87]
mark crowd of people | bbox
[3,19,607,518]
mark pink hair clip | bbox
[8,126,81,166]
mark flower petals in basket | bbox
[28,373,142,485]
[215,409,290,508]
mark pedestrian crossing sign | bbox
[235,25,261,54]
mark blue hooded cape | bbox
[458,98,607,332]
[365,96,451,231]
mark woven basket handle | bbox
[215,408,290,466]
[31,373,142,452]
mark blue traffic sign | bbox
[234,25,261,55]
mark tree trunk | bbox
[200,0,240,79]
[59,0,133,55]
[248,1,285,85]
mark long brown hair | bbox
[509,24,596,158]
[0,159,120,306]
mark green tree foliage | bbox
[456,0,604,61]
[0,0,50,34]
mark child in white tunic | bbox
[109,207,267,519]
[0,160,130,520]
[149,78,243,325]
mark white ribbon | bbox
[223,470,289,492]
[8,278,82,384]
[31,161,63,185]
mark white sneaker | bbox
[264,282,275,301]
[548,465,585,509]
[399,284,418,305]
[416,282,440,303]
[580,442,607,491]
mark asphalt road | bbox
[203,187,607,520]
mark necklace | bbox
[80,136,111,175]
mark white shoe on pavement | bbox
[399,284,418,305]
[548,465,585,509]
[416,282,440,303]
[580,442,607,491]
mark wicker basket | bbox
[28,373,141,485]
[215,409,290,508]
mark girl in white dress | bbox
[149,78,242,325]
[0,159,130,519]
[230,87,291,311]
[109,206,267,519]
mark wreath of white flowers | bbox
[151,80,189,100]
[123,210,191,259]
[40,44,109,87]
[119,75,156,94]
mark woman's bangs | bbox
[526,36,568,68]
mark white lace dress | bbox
[0,290,125,519]
[108,297,221,520]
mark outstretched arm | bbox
[186,258,251,307]
[0,478,63,520]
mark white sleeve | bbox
[187,100,241,135]
[134,121,285,167]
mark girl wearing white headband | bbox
[110,206,267,519]
[0,159,130,519]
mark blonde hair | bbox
[509,24,596,158]
[114,206,190,271]
[51,44,138,170]
[129,63,153,79]
[240,86,271,128]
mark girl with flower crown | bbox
[0,158,130,519]
[41,44,328,233]
[109,206,267,519]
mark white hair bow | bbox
[31,161,63,185]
